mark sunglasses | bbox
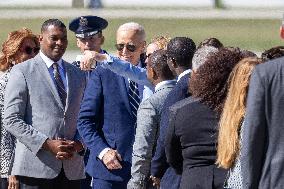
[24,46,40,55]
[115,43,136,52]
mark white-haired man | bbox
[77,22,147,189]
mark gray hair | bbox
[117,22,146,41]
[192,46,219,71]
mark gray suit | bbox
[241,57,284,188]
[128,80,176,189]
[3,54,85,180]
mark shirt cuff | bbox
[98,147,111,160]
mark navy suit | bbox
[77,65,144,187]
[151,73,190,189]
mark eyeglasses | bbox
[24,46,40,55]
[115,43,136,52]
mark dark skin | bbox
[40,25,83,160]
[167,57,190,77]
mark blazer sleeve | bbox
[241,68,267,188]
[100,55,152,88]
[130,99,158,186]
[151,106,170,178]
[3,67,48,155]
[165,105,183,175]
[77,69,109,157]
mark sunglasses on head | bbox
[115,43,136,52]
[25,46,40,55]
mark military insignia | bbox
[79,17,88,27]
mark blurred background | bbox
[0,0,283,61]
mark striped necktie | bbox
[52,63,67,108]
[128,80,140,118]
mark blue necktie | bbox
[128,80,140,118]
[52,63,67,108]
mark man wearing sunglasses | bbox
[69,15,108,81]
[77,22,148,189]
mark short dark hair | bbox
[41,19,66,33]
[197,37,223,49]
[189,48,243,113]
[148,50,175,80]
[261,46,284,61]
[166,37,196,68]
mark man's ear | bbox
[141,41,146,52]
[76,38,81,48]
[100,36,105,45]
[39,34,43,43]
[172,58,178,68]
[152,68,159,80]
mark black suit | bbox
[151,73,190,189]
[165,97,227,189]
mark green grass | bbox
[0,18,282,52]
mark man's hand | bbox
[102,149,122,170]
[42,139,74,160]
[80,50,107,71]
[150,175,161,188]
[8,175,19,189]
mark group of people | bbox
[0,15,284,189]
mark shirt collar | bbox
[177,69,191,82]
[40,50,63,69]
[155,80,176,92]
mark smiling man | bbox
[77,22,147,189]
[3,19,86,189]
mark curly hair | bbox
[0,28,39,71]
[261,46,284,62]
[189,48,243,113]
[216,57,263,169]
[150,35,171,50]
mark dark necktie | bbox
[128,80,140,118]
[52,63,67,108]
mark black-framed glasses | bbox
[115,43,136,52]
[25,46,40,55]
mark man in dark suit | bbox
[240,56,284,188]
[69,15,108,189]
[77,22,146,189]
[150,37,196,189]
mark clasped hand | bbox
[43,138,83,160]
[102,149,123,170]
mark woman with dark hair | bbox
[0,28,39,189]
[261,46,284,61]
[165,48,243,189]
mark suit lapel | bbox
[64,62,76,111]
[35,54,64,110]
